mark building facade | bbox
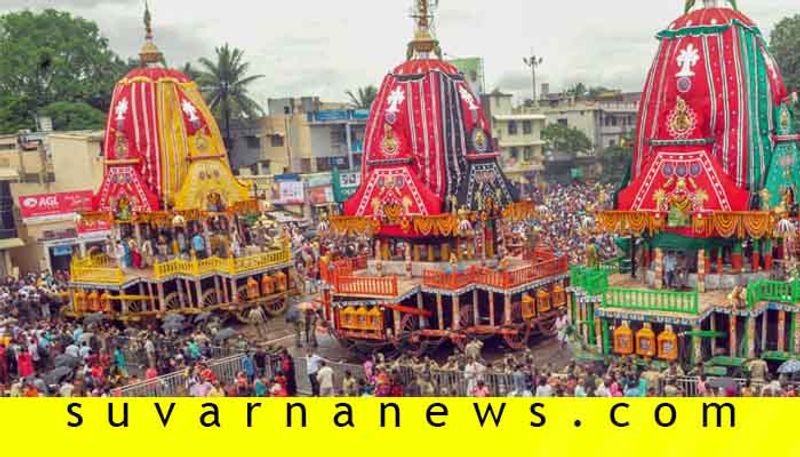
[540,91,640,151]
[482,92,546,188]
[229,97,367,176]
[0,131,107,274]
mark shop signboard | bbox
[272,180,305,205]
[332,169,361,202]
[18,190,93,220]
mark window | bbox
[270,135,284,147]
[557,119,568,127]
[522,120,533,134]
[611,117,618,127]
[508,121,518,135]
[245,136,261,149]
[510,147,519,160]
[523,146,534,162]
[316,157,332,172]
[300,158,313,173]
[609,140,616,148]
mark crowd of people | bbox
[0,272,260,397]
[528,182,618,265]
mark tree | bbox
[197,43,265,150]
[345,86,378,110]
[179,62,202,81]
[0,10,127,133]
[600,143,632,184]
[566,82,588,98]
[770,14,800,130]
[38,101,106,131]
[542,123,592,155]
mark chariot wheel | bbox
[395,314,428,356]
[502,322,531,351]
[263,295,288,317]
[201,289,220,309]
[509,301,523,323]
[236,285,249,302]
[234,304,254,324]
[126,300,144,314]
[163,292,182,312]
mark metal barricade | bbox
[118,354,248,397]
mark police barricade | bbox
[294,358,518,397]
[118,354,248,397]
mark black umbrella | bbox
[54,354,81,369]
[707,377,738,390]
[161,321,186,332]
[163,314,186,323]
[284,306,301,324]
[42,367,73,386]
[194,312,213,323]
[213,327,237,343]
[83,313,108,325]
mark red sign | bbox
[18,190,94,219]
[77,219,112,234]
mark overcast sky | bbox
[0,0,796,108]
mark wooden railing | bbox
[153,245,291,280]
[424,257,569,290]
[423,266,482,290]
[602,287,699,315]
[334,275,398,297]
[71,265,125,285]
[570,266,610,296]
[746,279,800,309]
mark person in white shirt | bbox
[59,382,75,398]
[535,378,553,397]
[306,351,324,396]
[316,361,335,396]
[464,358,485,393]
[595,380,612,397]
[555,309,570,349]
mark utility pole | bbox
[523,52,543,106]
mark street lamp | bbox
[523,53,544,105]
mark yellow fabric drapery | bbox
[412,214,459,236]
[501,201,538,222]
[330,216,380,235]
[597,210,775,239]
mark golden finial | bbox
[139,1,163,66]
[406,0,442,60]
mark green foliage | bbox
[771,14,800,92]
[197,43,265,145]
[38,101,105,131]
[345,86,378,110]
[0,9,128,133]
[542,123,592,154]
[0,94,35,133]
[599,144,632,184]
[770,14,800,131]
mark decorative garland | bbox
[330,216,381,235]
[501,201,539,222]
[597,210,774,239]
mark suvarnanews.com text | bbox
[64,400,737,429]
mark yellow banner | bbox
[0,398,793,455]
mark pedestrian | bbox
[306,349,323,396]
[317,360,335,397]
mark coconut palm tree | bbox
[197,44,264,150]
[345,85,378,110]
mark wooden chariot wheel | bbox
[163,292,182,312]
[201,289,220,308]
[234,285,253,323]
[394,314,429,357]
[262,294,288,317]
[458,304,475,329]
[502,321,531,351]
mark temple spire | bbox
[139,1,163,66]
[685,0,738,13]
[406,0,442,60]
